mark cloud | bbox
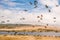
[0,8,60,26]
[40,0,58,7]
[0,0,60,27]
[0,0,35,10]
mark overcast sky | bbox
[0,0,60,27]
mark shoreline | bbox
[0,25,60,32]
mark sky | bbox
[0,0,60,27]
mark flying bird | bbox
[29,2,32,5]
[37,16,40,18]
[45,5,48,8]
[7,20,10,22]
[53,17,56,19]
[34,0,38,5]
[48,9,51,12]
[34,0,38,8]
[24,10,28,11]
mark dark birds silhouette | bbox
[1,21,5,23]
[34,0,38,5]
[34,5,37,8]
[34,0,38,8]
[7,20,10,22]
[24,10,28,11]
[20,18,25,20]
[29,2,32,5]
[53,17,56,19]
[37,16,40,18]
[48,9,51,12]
[45,5,48,8]
[56,5,59,7]
[46,24,48,26]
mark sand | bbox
[0,25,60,40]
[0,35,60,40]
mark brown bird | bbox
[37,16,40,18]
[41,14,43,17]
[53,17,56,19]
[7,20,10,22]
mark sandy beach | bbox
[0,35,60,40]
[0,25,60,40]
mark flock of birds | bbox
[0,0,60,37]
[0,0,58,26]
